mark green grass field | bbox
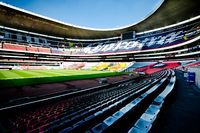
[0,69,125,88]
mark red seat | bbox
[3,43,26,51]
[38,47,51,53]
[27,46,39,52]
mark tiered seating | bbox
[38,47,51,53]
[144,62,180,74]
[130,62,156,70]
[81,62,99,70]
[26,46,39,52]
[0,70,171,133]
[176,61,200,70]
[81,62,130,72]
[2,43,27,51]
[51,48,65,54]
[128,71,176,133]
[162,61,181,69]
[61,62,85,70]
[89,70,170,133]
[70,62,85,70]
[91,62,111,71]
[134,62,181,74]
[184,61,200,68]
[134,63,157,73]
[107,63,128,72]
[1,18,200,58]
[63,49,72,55]
[82,23,200,54]
[145,68,163,74]
[20,66,49,70]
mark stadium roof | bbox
[0,0,200,39]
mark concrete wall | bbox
[188,68,200,88]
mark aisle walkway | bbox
[150,70,200,133]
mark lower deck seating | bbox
[107,63,128,72]
[91,63,111,71]
[2,43,27,51]
[134,62,180,74]
[38,47,51,53]
[89,71,170,133]
[0,70,173,133]
[51,48,65,54]
[128,71,176,133]
[26,46,38,52]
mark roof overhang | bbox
[0,0,200,39]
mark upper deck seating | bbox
[82,23,200,54]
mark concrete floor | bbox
[150,70,200,133]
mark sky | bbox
[1,0,162,29]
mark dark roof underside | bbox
[0,0,200,39]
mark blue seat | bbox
[131,98,142,106]
[128,126,146,133]
[85,130,92,133]
[72,120,85,128]
[63,119,71,125]
[120,103,135,113]
[134,119,152,132]
[140,113,156,123]
[84,115,95,121]
[102,106,110,113]
[88,108,96,112]
[103,116,117,126]
[70,114,81,121]
[91,122,108,133]
[94,111,103,116]
[50,119,60,125]
[69,111,78,117]
[108,104,115,109]
[112,111,124,120]
[47,124,60,132]
[145,105,160,116]
[153,96,164,107]
[154,96,163,103]
[140,93,148,99]
[80,111,88,116]
[59,127,72,133]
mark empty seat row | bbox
[2,43,26,51]
[128,70,176,133]
[1,43,58,54]
[82,25,200,54]
[89,71,170,133]
[7,80,141,132]
[47,79,154,133]
[1,70,168,133]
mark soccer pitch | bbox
[0,69,125,88]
